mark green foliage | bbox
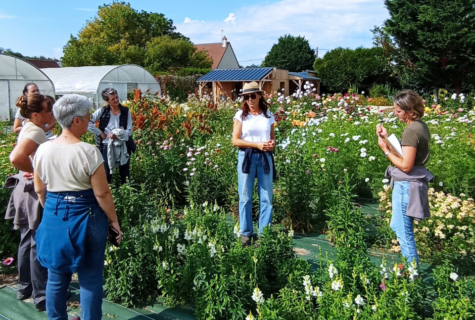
[314,47,394,93]
[61,2,212,73]
[0,122,20,260]
[379,0,475,93]
[177,67,212,77]
[145,36,212,74]
[262,35,316,72]
[0,47,57,61]
[431,262,475,319]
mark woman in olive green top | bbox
[376,90,432,265]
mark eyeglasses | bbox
[243,93,258,101]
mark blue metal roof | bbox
[197,67,273,82]
[289,71,320,80]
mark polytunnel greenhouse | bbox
[0,54,55,121]
[41,64,161,109]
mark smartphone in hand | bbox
[108,226,120,247]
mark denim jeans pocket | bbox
[87,206,108,244]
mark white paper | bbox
[387,134,403,157]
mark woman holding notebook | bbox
[376,90,433,266]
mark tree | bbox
[62,2,211,73]
[0,47,56,61]
[313,47,395,93]
[145,36,212,73]
[262,35,316,71]
[379,0,475,94]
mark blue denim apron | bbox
[36,189,103,273]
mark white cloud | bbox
[183,17,201,24]
[0,12,14,19]
[176,0,388,66]
[224,13,236,24]
[74,8,95,11]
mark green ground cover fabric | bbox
[0,201,432,319]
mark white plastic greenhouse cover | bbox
[41,65,161,109]
[0,54,55,121]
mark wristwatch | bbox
[384,151,390,157]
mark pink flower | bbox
[313,154,318,158]
[2,257,14,266]
[380,282,386,291]
[422,99,426,105]
[306,170,311,175]
[458,108,464,113]
[274,91,277,95]
[147,141,152,145]
[315,95,321,101]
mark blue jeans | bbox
[101,144,130,184]
[45,207,108,320]
[237,150,273,236]
[391,181,419,265]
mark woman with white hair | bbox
[33,94,121,320]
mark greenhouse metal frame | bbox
[0,54,55,121]
[41,64,161,109]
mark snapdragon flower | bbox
[252,287,265,304]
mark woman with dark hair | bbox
[232,82,276,246]
[8,93,55,312]
[14,83,56,138]
[88,88,132,184]
[376,90,433,265]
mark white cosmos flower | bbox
[329,133,335,137]
[352,135,360,141]
[320,158,325,163]
[382,179,389,183]
[345,138,350,143]
[369,156,375,161]
[365,178,370,182]
[439,182,444,187]
[360,152,367,158]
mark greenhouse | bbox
[0,54,55,121]
[41,64,161,109]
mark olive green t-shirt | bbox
[401,120,430,166]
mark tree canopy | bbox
[313,47,394,93]
[62,2,212,73]
[378,0,475,93]
[262,35,316,72]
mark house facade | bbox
[194,37,239,69]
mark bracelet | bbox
[384,151,390,157]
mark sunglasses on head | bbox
[243,93,258,101]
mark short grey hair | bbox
[101,88,118,102]
[53,94,92,129]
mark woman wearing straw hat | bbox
[232,81,276,247]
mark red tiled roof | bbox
[194,42,229,69]
[26,60,60,68]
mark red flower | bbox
[2,257,14,266]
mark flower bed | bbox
[1,87,475,318]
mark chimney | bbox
[222,36,228,48]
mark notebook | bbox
[383,134,403,158]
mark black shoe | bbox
[67,287,71,299]
[240,235,252,247]
[35,300,46,312]
[17,292,31,300]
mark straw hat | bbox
[240,81,263,95]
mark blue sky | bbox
[0,0,389,66]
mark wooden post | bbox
[298,79,302,92]
[213,82,216,105]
